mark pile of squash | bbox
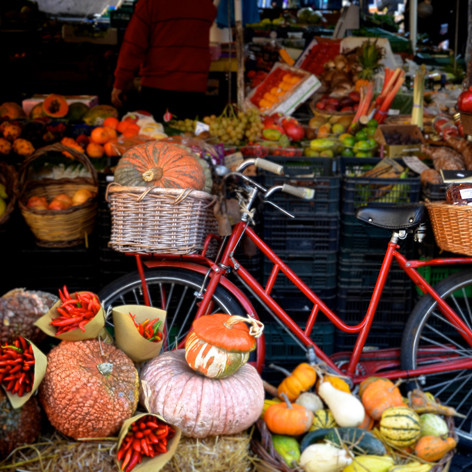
[260,366,458,472]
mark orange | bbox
[121,123,140,138]
[116,120,131,134]
[26,195,48,210]
[103,116,119,129]
[103,126,117,141]
[104,139,119,157]
[48,199,68,211]
[86,141,104,158]
[54,193,73,208]
[90,126,110,144]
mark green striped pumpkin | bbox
[379,406,421,447]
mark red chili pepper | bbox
[125,450,142,472]
[62,285,71,299]
[120,446,133,471]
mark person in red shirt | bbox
[111,0,217,121]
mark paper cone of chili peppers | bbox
[112,305,166,363]
[116,412,181,472]
[2,337,47,409]
[35,291,106,341]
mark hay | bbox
[0,432,117,472]
[0,430,256,472]
[162,432,255,472]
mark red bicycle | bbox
[99,157,472,446]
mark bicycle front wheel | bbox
[401,270,472,447]
[98,267,264,368]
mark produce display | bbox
[255,368,458,472]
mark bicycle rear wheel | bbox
[98,267,264,370]
[401,270,472,447]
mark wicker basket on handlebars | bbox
[106,183,219,255]
[425,201,472,256]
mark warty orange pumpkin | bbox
[114,140,206,190]
[140,349,265,438]
[39,339,139,439]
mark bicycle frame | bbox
[134,218,472,384]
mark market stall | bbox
[1,1,472,470]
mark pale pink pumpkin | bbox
[140,349,264,438]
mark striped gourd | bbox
[379,406,421,447]
[310,409,337,431]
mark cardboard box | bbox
[22,95,99,116]
[374,124,425,158]
[246,62,321,116]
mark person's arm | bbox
[112,0,151,105]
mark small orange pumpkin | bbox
[414,435,457,462]
[361,377,406,420]
[264,393,314,436]
[184,314,263,379]
[277,363,317,401]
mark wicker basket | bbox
[426,201,472,256]
[18,143,98,248]
[251,416,456,472]
[251,419,303,472]
[0,161,20,227]
[106,183,219,255]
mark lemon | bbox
[341,147,355,157]
[353,140,372,152]
[331,123,346,135]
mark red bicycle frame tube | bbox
[134,220,472,384]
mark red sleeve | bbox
[113,0,151,90]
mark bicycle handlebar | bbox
[254,158,284,175]
[282,184,315,200]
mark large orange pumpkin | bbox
[114,141,206,190]
[39,339,139,439]
[140,349,265,438]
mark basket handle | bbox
[19,143,99,187]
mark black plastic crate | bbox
[336,285,413,323]
[263,156,337,177]
[263,250,337,292]
[334,322,405,352]
[264,321,335,364]
[422,181,447,202]
[342,176,421,215]
[339,214,415,255]
[263,215,340,253]
[263,175,341,216]
[338,249,412,290]
[270,289,337,320]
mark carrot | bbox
[373,74,405,123]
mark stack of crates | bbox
[258,156,340,370]
[336,157,422,351]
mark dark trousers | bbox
[135,86,206,122]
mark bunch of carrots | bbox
[348,67,405,132]
[50,285,101,334]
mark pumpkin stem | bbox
[269,363,292,377]
[142,167,163,182]
[280,392,293,409]
[223,315,264,338]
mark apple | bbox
[26,195,48,210]
[348,91,361,103]
[282,118,305,141]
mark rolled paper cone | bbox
[112,305,166,363]
[34,294,106,341]
[117,412,181,472]
[7,338,47,409]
